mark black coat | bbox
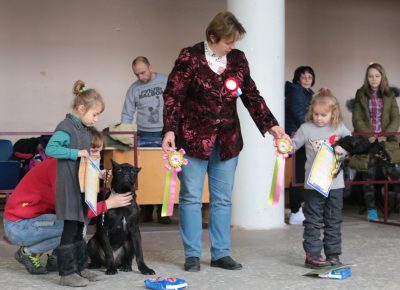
[284,81,313,136]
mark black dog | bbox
[87,160,155,275]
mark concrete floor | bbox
[1,207,400,290]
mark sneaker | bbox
[45,252,58,272]
[15,247,47,274]
[305,253,331,269]
[326,255,342,266]
[289,208,305,225]
[367,209,379,221]
[184,257,200,272]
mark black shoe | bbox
[184,257,200,272]
[210,256,242,270]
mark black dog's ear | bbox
[133,167,141,174]
[111,159,119,169]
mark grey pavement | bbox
[1,207,400,290]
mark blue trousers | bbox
[178,143,238,260]
[4,214,63,254]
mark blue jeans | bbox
[3,214,64,254]
[178,143,238,260]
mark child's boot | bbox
[57,243,89,287]
[305,253,330,269]
[75,240,101,282]
[326,254,342,266]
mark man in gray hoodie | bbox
[121,56,170,224]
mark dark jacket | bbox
[284,81,313,136]
[163,42,279,161]
[350,87,400,170]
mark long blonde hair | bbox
[306,88,343,129]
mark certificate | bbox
[307,142,338,197]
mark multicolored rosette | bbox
[224,77,242,97]
[268,138,292,207]
[161,148,188,217]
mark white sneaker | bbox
[289,208,305,225]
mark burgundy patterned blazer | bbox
[163,42,279,160]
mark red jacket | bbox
[4,158,106,221]
[163,42,279,160]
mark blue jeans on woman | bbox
[178,143,238,260]
[4,214,63,254]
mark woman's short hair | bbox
[206,11,246,43]
[292,66,316,87]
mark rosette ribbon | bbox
[268,138,292,207]
[224,77,242,97]
[161,148,188,217]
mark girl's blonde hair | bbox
[306,88,343,129]
[72,80,105,113]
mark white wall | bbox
[0,0,226,134]
[2,0,399,133]
[285,0,400,129]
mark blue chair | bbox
[0,139,13,161]
[0,139,21,210]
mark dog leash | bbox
[102,170,110,226]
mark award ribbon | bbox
[161,148,188,217]
[224,77,242,97]
[268,138,291,207]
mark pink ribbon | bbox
[161,148,188,217]
[268,138,291,207]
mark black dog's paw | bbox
[139,265,156,275]
[105,267,118,275]
[118,265,133,272]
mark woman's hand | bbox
[162,131,176,153]
[105,192,133,209]
[269,126,291,142]
[368,136,377,143]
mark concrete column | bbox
[227,0,285,229]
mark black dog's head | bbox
[110,159,141,193]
